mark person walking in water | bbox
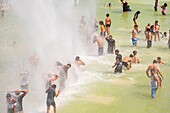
[132,25,138,46]
[105,13,111,37]
[147,69,160,98]
[46,84,60,113]
[146,60,164,87]
[112,49,123,74]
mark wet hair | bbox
[155,20,158,24]
[153,60,158,64]
[106,13,109,17]
[164,3,167,7]
[136,11,140,14]
[157,57,161,60]
[75,56,80,60]
[164,32,167,37]
[115,49,119,53]
[109,35,113,38]
[52,84,57,88]
[129,54,134,58]
[133,50,137,55]
[108,3,111,7]
[99,21,104,25]
[67,63,71,68]
[6,93,11,99]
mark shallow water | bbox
[0,0,170,113]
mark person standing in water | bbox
[154,0,158,11]
[15,90,27,113]
[147,69,160,98]
[6,93,16,113]
[144,23,151,38]
[146,28,153,48]
[105,13,112,37]
[105,35,115,54]
[93,35,104,55]
[112,49,123,74]
[146,60,164,87]
[8,89,27,113]
[161,3,167,15]
[59,63,71,90]
[46,84,60,113]
[132,25,138,47]
[153,20,160,41]
[99,21,106,38]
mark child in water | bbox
[161,3,167,15]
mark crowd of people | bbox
[5,0,169,113]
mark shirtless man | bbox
[122,54,133,70]
[144,23,151,37]
[132,50,140,64]
[93,35,103,55]
[146,28,152,48]
[153,20,160,41]
[105,13,111,36]
[132,25,138,46]
[146,60,164,87]
[74,56,85,68]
